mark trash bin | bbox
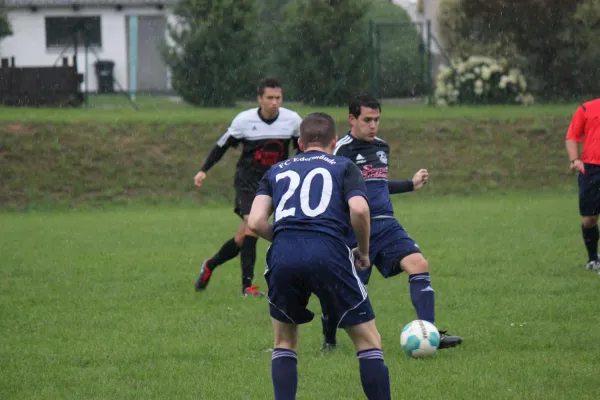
[94,60,115,93]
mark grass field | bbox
[0,95,581,124]
[2,193,600,399]
[0,99,580,209]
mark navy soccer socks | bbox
[357,349,391,400]
[206,238,240,271]
[581,224,599,262]
[408,272,435,324]
[240,236,258,289]
[271,348,298,400]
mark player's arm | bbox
[388,180,413,194]
[292,114,303,155]
[565,105,586,173]
[248,173,274,242]
[389,169,429,194]
[344,163,371,269]
[292,137,303,155]
[194,118,243,188]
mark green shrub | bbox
[163,0,258,106]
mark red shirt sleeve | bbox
[566,106,586,142]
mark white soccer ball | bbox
[400,319,440,358]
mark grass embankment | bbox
[0,102,578,209]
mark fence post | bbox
[84,34,89,107]
[129,16,138,102]
[369,20,376,97]
[375,23,380,98]
[426,19,433,105]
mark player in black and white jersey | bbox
[193,78,303,297]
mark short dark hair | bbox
[300,112,336,148]
[349,93,381,118]
[258,77,282,96]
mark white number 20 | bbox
[274,168,333,222]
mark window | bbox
[45,17,102,48]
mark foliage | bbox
[278,0,371,106]
[366,0,427,98]
[435,56,533,106]
[437,0,600,99]
[163,0,258,106]
[437,0,522,63]
[0,8,12,41]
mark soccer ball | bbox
[400,319,440,358]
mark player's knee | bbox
[346,321,382,351]
[359,330,381,351]
[400,254,429,275]
[583,216,599,228]
[273,327,299,352]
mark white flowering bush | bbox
[434,56,534,106]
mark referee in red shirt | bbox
[565,98,600,272]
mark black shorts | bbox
[234,189,256,219]
[578,164,600,216]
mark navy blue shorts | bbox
[264,232,375,328]
[348,218,422,285]
[578,164,600,216]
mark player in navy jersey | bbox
[248,113,391,400]
[193,78,302,297]
[319,93,463,351]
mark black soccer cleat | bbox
[320,341,337,351]
[438,330,463,349]
[194,259,212,291]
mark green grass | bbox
[1,193,599,399]
[0,109,578,209]
[0,95,580,123]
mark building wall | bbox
[1,6,169,92]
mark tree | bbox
[0,7,12,41]
[163,0,258,106]
[278,0,372,106]
[366,0,428,98]
[236,0,294,99]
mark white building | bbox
[393,0,442,55]
[1,0,176,93]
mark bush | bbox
[278,0,371,106]
[163,0,258,106]
[0,9,12,40]
[435,56,533,106]
[437,0,600,100]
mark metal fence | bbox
[368,20,433,102]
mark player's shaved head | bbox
[299,112,337,149]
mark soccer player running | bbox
[193,78,303,297]
[565,98,600,273]
[320,93,463,350]
[248,112,391,400]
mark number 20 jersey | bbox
[257,150,368,240]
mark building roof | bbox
[5,0,177,7]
